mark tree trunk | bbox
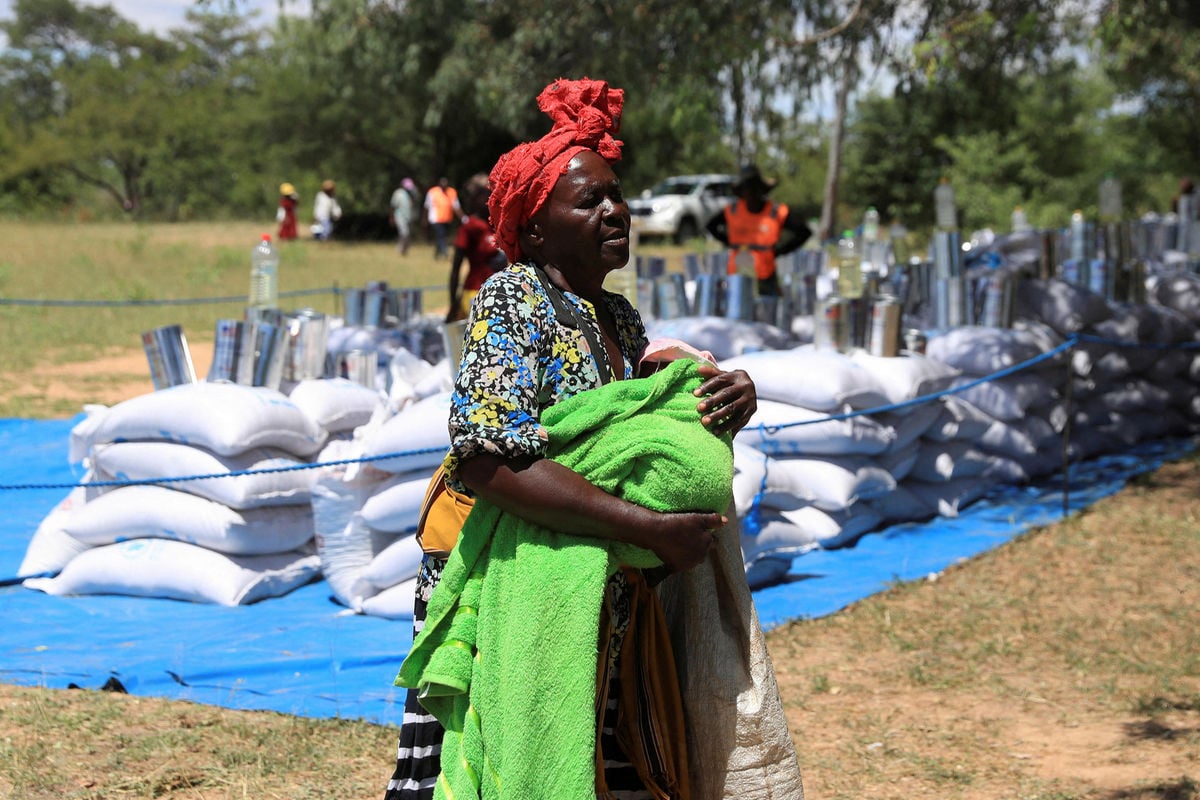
[819,43,855,244]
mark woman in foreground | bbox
[385,77,801,800]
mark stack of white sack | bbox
[22,382,329,605]
[312,391,452,620]
[1012,277,1199,460]
[723,345,965,587]
[925,323,1068,485]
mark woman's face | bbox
[529,150,630,276]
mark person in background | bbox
[276,182,299,241]
[444,173,505,322]
[424,177,462,259]
[313,179,342,240]
[705,163,811,297]
[1171,177,1195,215]
[391,177,419,255]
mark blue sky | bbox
[0,0,307,35]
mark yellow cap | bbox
[280,182,296,196]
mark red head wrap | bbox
[488,78,624,263]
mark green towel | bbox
[396,358,733,800]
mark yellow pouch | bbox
[416,465,474,557]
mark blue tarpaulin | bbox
[1,416,1193,725]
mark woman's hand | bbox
[693,363,757,436]
[648,510,726,574]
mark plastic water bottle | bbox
[934,177,957,231]
[836,230,863,299]
[1069,209,1086,263]
[862,206,880,270]
[1099,174,1122,222]
[1011,206,1030,233]
[248,233,279,311]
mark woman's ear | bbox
[520,221,544,257]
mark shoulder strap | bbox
[530,264,614,385]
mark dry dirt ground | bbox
[2,351,1197,799]
[0,347,215,414]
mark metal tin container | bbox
[236,321,286,390]
[903,328,927,355]
[338,349,376,389]
[654,273,689,319]
[208,319,243,382]
[142,324,198,390]
[284,309,329,381]
[342,287,365,326]
[868,296,901,357]
[692,272,719,316]
[814,297,841,350]
[724,274,756,321]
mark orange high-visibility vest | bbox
[429,187,459,224]
[724,199,788,279]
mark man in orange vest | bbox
[424,176,463,259]
[706,164,811,296]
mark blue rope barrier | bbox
[0,284,447,309]
[0,329,1193,493]
[0,287,341,308]
[751,336,1079,435]
[0,446,447,492]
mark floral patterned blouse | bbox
[443,261,647,490]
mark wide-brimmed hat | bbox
[279,182,296,196]
[733,164,777,193]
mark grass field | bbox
[1,222,1197,799]
[0,220,698,416]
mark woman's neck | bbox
[538,262,606,303]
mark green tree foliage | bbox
[0,0,1194,229]
[1096,0,1200,181]
[0,0,267,218]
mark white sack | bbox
[762,455,895,512]
[24,540,319,605]
[351,535,424,602]
[925,326,1045,376]
[732,443,770,519]
[848,351,961,408]
[288,377,383,433]
[60,485,315,555]
[357,577,419,619]
[738,399,894,457]
[876,400,944,454]
[1015,278,1112,335]
[904,476,991,517]
[867,484,934,524]
[90,441,315,510]
[16,479,105,577]
[721,346,890,412]
[908,441,996,483]
[924,396,995,442]
[361,392,452,474]
[779,504,884,549]
[78,382,326,458]
[360,472,433,533]
[948,372,1057,421]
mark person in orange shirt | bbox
[706,164,811,296]
[424,177,463,259]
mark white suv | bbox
[629,174,737,244]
